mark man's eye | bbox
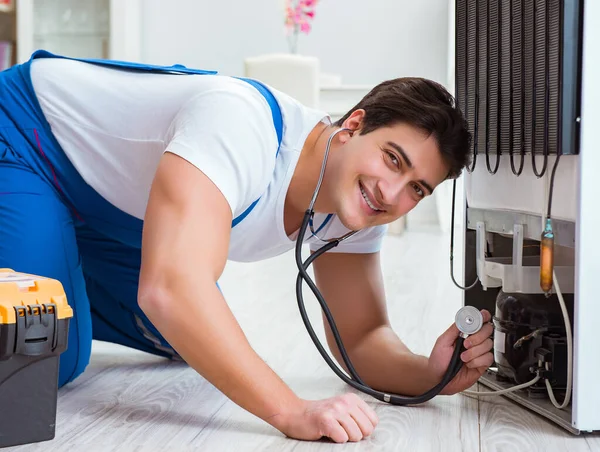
[386,151,399,167]
[412,184,425,198]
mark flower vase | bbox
[287,27,300,54]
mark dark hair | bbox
[334,77,472,179]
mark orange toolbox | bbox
[0,269,72,448]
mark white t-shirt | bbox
[30,58,387,262]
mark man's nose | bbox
[377,177,407,208]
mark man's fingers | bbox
[465,352,494,369]
[464,323,494,349]
[320,394,377,443]
[480,309,492,324]
[321,415,349,443]
[461,338,493,362]
[356,399,379,428]
[349,407,376,438]
[438,322,461,345]
[337,414,364,442]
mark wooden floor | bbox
[7,229,600,451]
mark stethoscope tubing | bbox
[295,209,467,405]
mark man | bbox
[0,51,493,443]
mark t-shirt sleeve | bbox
[309,223,389,254]
[164,82,279,219]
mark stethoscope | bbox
[294,127,484,405]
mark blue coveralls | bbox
[0,51,282,387]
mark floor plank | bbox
[585,434,600,451]
[477,383,592,452]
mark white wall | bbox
[139,0,450,87]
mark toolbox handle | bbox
[13,304,57,356]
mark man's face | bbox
[326,111,451,232]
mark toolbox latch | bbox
[13,304,58,356]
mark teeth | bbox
[360,185,381,211]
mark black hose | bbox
[547,152,561,219]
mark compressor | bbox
[492,290,572,394]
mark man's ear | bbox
[341,109,365,136]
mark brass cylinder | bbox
[540,235,554,293]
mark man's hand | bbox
[427,309,494,395]
[273,393,379,443]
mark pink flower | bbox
[284,0,319,33]
[300,22,311,33]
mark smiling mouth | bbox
[359,182,384,213]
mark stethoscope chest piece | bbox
[455,305,484,337]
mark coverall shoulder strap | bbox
[231,77,283,227]
[30,49,218,75]
[29,50,283,228]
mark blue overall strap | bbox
[231,77,284,228]
[310,214,334,237]
[29,50,284,228]
[30,49,217,75]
